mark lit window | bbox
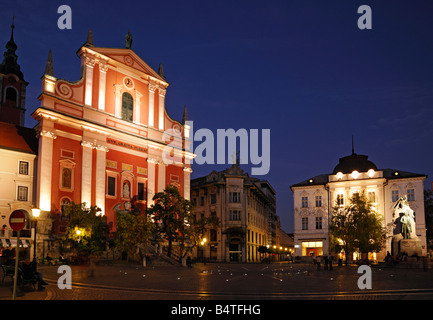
[336,172,343,180]
[368,169,375,178]
[351,170,359,179]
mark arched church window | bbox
[121,92,133,122]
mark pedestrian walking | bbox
[328,253,333,270]
[324,255,328,270]
[316,255,321,270]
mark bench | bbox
[38,257,62,265]
[1,265,15,283]
[1,265,37,290]
[17,268,38,290]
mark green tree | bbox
[148,185,220,260]
[63,202,109,255]
[329,191,386,264]
[115,210,155,261]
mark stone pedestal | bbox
[399,238,422,256]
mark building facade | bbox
[191,164,278,262]
[0,23,42,260]
[32,31,193,248]
[291,152,427,262]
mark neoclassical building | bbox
[291,151,427,261]
[32,30,194,240]
[191,164,278,262]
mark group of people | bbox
[20,259,48,291]
[312,253,334,270]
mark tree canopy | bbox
[329,191,386,263]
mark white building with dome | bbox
[291,151,427,262]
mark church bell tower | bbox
[0,18,27,126]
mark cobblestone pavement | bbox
[21,262,433,300]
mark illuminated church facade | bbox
[291,151,427,262]
[33,30,193,233]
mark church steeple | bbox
[44,49,54,76]
[83,29,94,47]
[0,16,28,126]
[0,16,24,81]
[182,105,188,124]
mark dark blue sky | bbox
[2,0,433,232]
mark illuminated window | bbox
[121,92,133,122]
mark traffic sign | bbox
[9,210,26,231]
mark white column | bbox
[148,83,156,127]
[157,163,166,193]
[37,130,56,211]
[98,63,108,111]
[158,88,166,130]
[81,140,94,206]
[183,167,192,200]
[95,145,108,215]
[114,84,122,118]
[84,57,95,107]
[134,91,143,125]
[147,158,156,207]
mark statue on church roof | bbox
[125,30,133,49]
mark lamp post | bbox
[31,208,40,271]
[200,237,207,263]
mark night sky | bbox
[2,1,433,233]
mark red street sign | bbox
[9,210,26,231]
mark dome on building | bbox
[332,153,378,174]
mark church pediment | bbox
[86,47,166,83]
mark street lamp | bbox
[31,208,40,271]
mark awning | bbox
[0,239,31,248]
